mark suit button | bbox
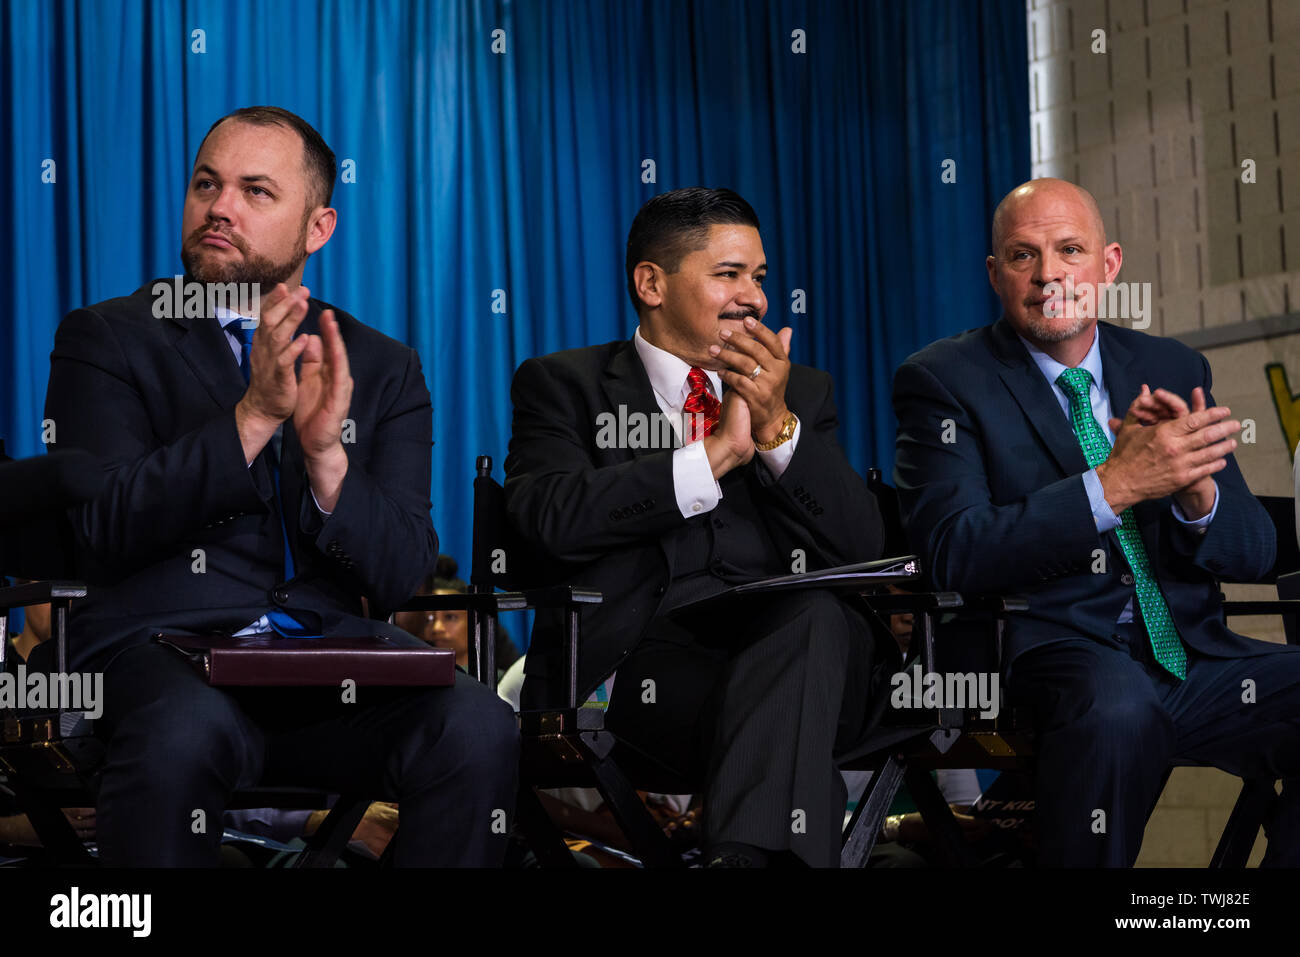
[1121,573,1135,586]
[273,587,290,604]
[608,510,620,521]
[654,585,665,596]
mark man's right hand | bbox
[703,388,755,479]
[234,283,315,463]
[1095,399,1240,515]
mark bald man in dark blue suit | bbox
[893,178,1300,866]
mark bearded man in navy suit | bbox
[893,178,1300,866]
[42,106,517,866]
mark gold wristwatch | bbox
[754,411,798,451]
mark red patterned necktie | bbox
[682,367,721,443]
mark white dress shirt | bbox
[633,327,800,520]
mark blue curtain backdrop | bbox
[1,0,1029,642]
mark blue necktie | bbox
[223,319,315,637]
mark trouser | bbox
[1011,624,1300,867]
[604,590,891,867]
[93,640,519,866]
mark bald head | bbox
[991,178,1107,253]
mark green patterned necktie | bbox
[1056,367,1188,680]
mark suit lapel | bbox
[600,340,677,461]
[991,317,1089,478]
[164,305,248,412]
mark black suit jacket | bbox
[892,317,1276,671]
[43,278,438,670]
[504,338,884,708]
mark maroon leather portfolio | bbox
[153,633,457,687]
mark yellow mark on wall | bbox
[1267,363,1300,462]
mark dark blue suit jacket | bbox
[892,317,1276,671]
[42,278,438,671]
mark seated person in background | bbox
[394,554,520,675]
[40,105,517,866]
[505,187,890,867]
[6,596,48,670]
[893,176,1300,866]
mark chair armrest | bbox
[395,591,529,613]
[0,580,86,608]
[858,591,964,614]
[954,595,1030,616]
[518,586,603,609]
[1223,600,1300,617]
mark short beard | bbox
[180,221,310,290]
[1021,310,1091,343]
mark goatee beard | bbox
[1023,311,1091,343]
[180,245,307,289]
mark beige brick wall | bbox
[1026,0,1299,867]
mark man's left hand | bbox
[1109,384,1219,520]
[294,309,354,512]
[710,317,793,445]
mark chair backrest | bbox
[865,467,909,557]
[0,447,103,581]
[1257,495,1300,583]
[469,455,552,592]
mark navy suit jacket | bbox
[504,338,884,707]
[43,278,438,671]
[892,317,1276,671]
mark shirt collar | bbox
[214,305,257,334]
[1017,325,1104,394]
[633,327,722,405]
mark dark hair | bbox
[625,187,761,313]
[199,106,337,211]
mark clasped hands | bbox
[702,317,794,479]
[1094,384,1239,521]
[233,283,354,512]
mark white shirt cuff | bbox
[673,442,721,518]
[755,418,801,480]
[310,486,333,517]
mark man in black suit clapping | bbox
[506,188,889,867]
[42,106,517,866]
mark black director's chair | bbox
[844,476,1300,869]
[465,453,978,868]
[0,443,513,868]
